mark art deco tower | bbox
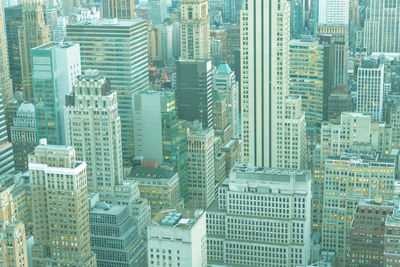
[180,0,210,60]
[18,0,50,102]
[240,0,306,169]
[0,0,13,104]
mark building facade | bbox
[317,0,349,25]
[186,122,215,209]
[180,0,210,60]
[102,0,135,19]
[64,70,123,196]
[322,151,396,265]
[364,0,400,54]
[18,0,50,102]
[10,102,36,171]
[357,61,385,122]
[67,19,149,161]
[0,93,14,176]
[4,5,22,93]
[29,140,97,266]
[207,163,311,266]
[31,42,81,145]
[176,60,213,129]
[0,0,13,105]
[147,209,207,267]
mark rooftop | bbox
[128,166,176,180]
[150,209,204,230]
[69,18,144,27]
[33,42,77,51]
[90,202,126,216]
[216,62,232,75]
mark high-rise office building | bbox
[364,0,400,54]
[148,0,167,25]
[147,209,207,267]
[317,25,349,87]
[18,0,50,102]
[223,0,242,23]
[290,0,305,37]
[64,70,123,196]
[348,198,395,266]
[62,0,81,15]
[0,185,28,267]
[127,166,183,216]
[180,0,210,60]
[0,93,14,176]
[29,140,97,266]
[89,195,146,267]
[0,0,13,105]
[132,90,188,199]
[31,42,81,145]
[240,0,305,168]
[312,112,392,234]
[207,164,311,266]
[186,122,215,209]
[328,85,352,120]
[317,0,349,25]
[102,0,135,19]
[357,60,385,122]
[67,19,149,161]
[215,62,239,139]
[322,150,396,265]
[176,60,213,129]
[10,102,37,171]
[4,5,22,93]
[213,91,232,145]
[290,37,327,136]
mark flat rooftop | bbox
[128,166,176,180]
[150,209,203,230]
[69,18,144,27]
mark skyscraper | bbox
[10,102,37,171]
[215,62,239,139]
[176,60,213,129]
[317,0,349,25]
[0,0,13,104]
[4,5,23,93]
[102,0,135,19]
[18,0,50,102]
[186,122,215,209]
[148,0,167,25]
[364,0,400,54]
[132,90,188,200]
[357,61,385,122]
[64,70,123,196]
[180,0,210,60]
[67,19,149,161]
[29,140,97,266]
[0,93,14,176]
[240,0,305,168]
[31,42,81,145]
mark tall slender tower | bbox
[64,70,123,197]
[240,0,305,169]
[0,0,13,104]
[18,0,50,102]
[180,0,210,60]
[29,140,97,266]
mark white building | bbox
[357,62,385,121]
[240,0,305,169]
[318,0,349,26]
[186,122,215,209]
[64,69,123,196]
[364,0,400,54]
[180,0,210,60]
[147,209,207,267]
[207,163,311,266]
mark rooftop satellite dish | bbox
[374,195,383,204]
